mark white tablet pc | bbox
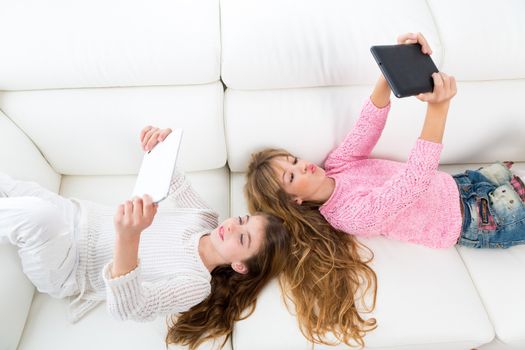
[132,129,183,203]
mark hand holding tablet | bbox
[371,32,439,98]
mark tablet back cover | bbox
[132,129,183,203]
[370,44,438,98]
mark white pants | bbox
[0,173,79,298]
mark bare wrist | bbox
[427,101,450,121]
[427,100,450,112]
[115,233,140,248]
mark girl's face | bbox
[271,155,328,204]
[209,214,266,273]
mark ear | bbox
[293,197,303,205]
[231,262,248,275]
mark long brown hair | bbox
[166,212,290,349]
[245,148,378,347]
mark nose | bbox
[227,218,239,233]
[299,160,307,173]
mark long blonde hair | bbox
[245,148,378,347]
[166,213,290,349]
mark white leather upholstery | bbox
[221,0,443,89]
[226,82,525,173]
[1,83,225,174]
[0,245,34,350]
[428,0,525,81]
[17,293,231,350]
[0,0,220,90]
[1,0,524,349]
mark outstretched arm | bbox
[370,75,391,108]
[418,72,457,143]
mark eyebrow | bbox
[246,215,252,248]
[281,156,289,184]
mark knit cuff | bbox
[364,97,391,115]
[102,259,142,288]
[415,138,443,156]
[410,138,443,170]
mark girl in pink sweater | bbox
[245,33,525,249]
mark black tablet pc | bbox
[370,43,439,98]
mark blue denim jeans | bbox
[453,162,525,249]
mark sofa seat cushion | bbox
[17,293,231,350]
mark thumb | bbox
[416,93,429,102]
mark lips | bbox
[308,164,316,173]
[218,226,225,241]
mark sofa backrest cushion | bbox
[0,0,220,91]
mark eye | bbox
[240,234,244,245]
[293,157,298,165]
[290,172,294,183]
[238,216,242,225]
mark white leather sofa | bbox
[1,1,524,349]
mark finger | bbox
[431,72,444,100]
[142,194,157,221]
[133,196,144,222]
[114,203,125,222]
[140,125,153,144]
[415,32,432,55]
[416,92,431,102]
[146,131,161,151]
[432,72,444,88]
[440,72,451,91]
[158,128,172,141]
[124,200,133,220]
[143,128,159,151]
[397,32,417,44]
[450,76,457,96]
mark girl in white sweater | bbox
[0,126,290,349]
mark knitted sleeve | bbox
[324,98,390,171]
[325,139,443,234]
[166,168,212,210]
[102,261,211,322]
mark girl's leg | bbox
[0,172,78,226]
[0,174,78,298]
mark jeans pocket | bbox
[479,162,513,186]
[489,184,525,225]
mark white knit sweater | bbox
[68,170,218,322]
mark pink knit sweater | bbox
[319,98,462,248]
